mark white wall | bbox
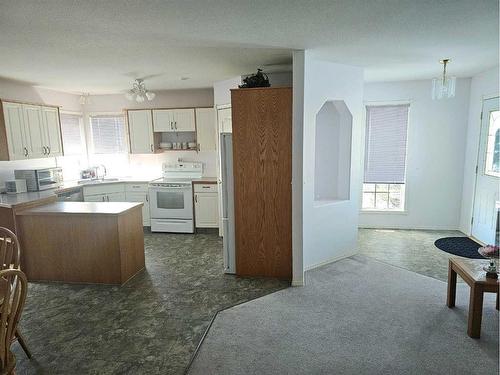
[459,66,500,234]
[292,51,305,285]
[359,79,471,230]
[301,52,364,270]
[213,77,242,106]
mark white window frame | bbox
[87,112,129,155]
[59,110,88,157]
[360,100,411,214]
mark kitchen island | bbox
[15,202,145,285]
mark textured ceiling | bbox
[0,0,497,93]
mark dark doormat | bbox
[434,237,484,259]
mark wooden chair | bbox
[0,269,28,375]
[0,229,31,359]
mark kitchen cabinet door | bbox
[128,110,154,154]
[217,107,232,133]
[41,106,63,157]
[194,192,218,228]
[195,108,216,151]
[126,192,150,226]
[152,109,175,132]
[2,102,28,160]
[84,194,107,202]
[173,109,195,132]
[22,104,45,159]
[107,192,127,202]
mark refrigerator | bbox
[220,133,236,274]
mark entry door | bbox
[472,97,500,245]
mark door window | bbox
[485,110,500,177]
[157,191,185,209]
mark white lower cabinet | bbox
[194,183,218,228]
[126,192,150,226]
[83,182,150,226]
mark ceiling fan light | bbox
[146,92,156,101]
[135,94,145,103]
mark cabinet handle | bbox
[170,121,173,130]
[42,146,47,155]
[194,194,198,203]
[23,147,28,157]
[107,196,109,202]
[150,144,154,152]
[47,146,51,155]
[174,121,177,130]
[102,196,105,202]
[197,143,200,152]
[146,195,149,202]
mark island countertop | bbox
[16,201,143,216]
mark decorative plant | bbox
[478,245,500,276]
[239,69,271,88]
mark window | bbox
[485,110,500,177]
[89,115,127,154]
[60,112,85,155]
[362,104,409,211]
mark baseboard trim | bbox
[358,225,462,231]
[291,279,304,287]
[305,250,358,272]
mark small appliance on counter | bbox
[80,165,107,181]
[5,179,27,194]
[14,167,63,191]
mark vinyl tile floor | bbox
[13,230,289,375]
[358,228,473,282]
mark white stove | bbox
[149,162,202,233]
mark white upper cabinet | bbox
[1,102,64,160]
[128,110,155,154]
[22,104,45,159]
[2,102,28,160]
[152,108,196,132]
[41,106,63,157]
[153,109,175,132]
[195,108,216,151]
[217,107,232,133]
[173,109,195,131]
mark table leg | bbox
[447,261,457,308]
[467,285,484,339]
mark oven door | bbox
[149,185,193,220]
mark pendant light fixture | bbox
[431,59,456,100]
[79,93,91,105]
[125,79,156,102]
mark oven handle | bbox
[149,186,191,190]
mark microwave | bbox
[14,167,63,191]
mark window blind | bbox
[60,113,84,155]
[90,115,127,154]
[364,104,409,184]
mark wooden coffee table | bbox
[447,258,499,338]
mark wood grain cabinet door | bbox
[231,87,292,280]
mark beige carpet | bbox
[188,256,499,375]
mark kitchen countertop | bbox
[16,202,143,216]
[0,190,58,209]
[191,177,218,184]
[0,175,216,208]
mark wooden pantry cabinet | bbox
[0,100,64,160]
[231,87,292,281]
